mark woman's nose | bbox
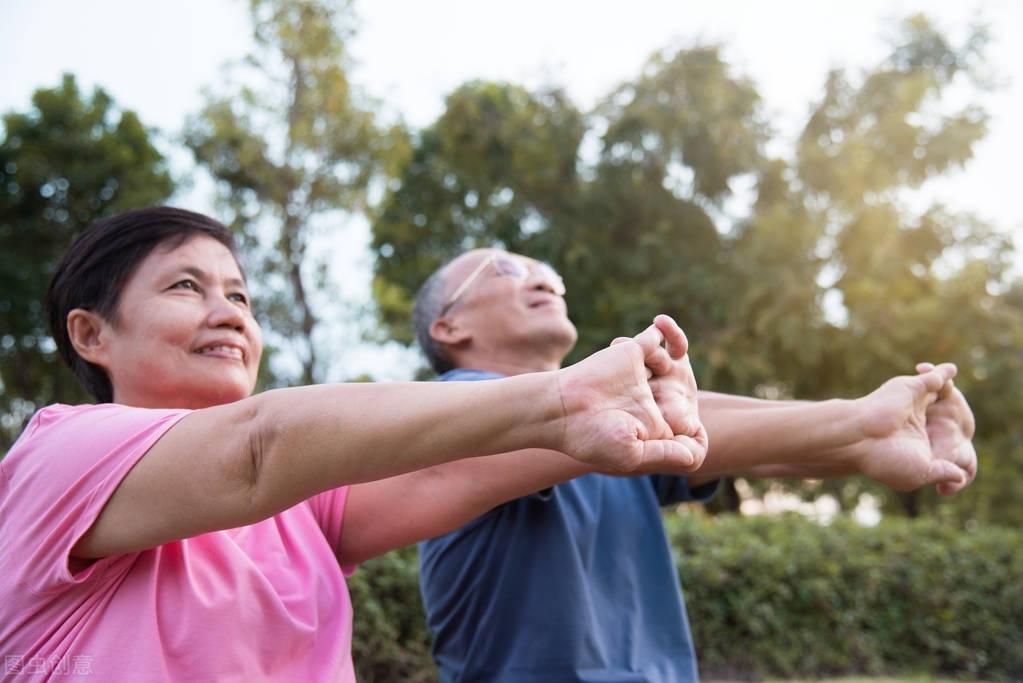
[207,294,247,332]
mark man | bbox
[412,248,976,683]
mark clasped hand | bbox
[557,315,708,475]
[854,362,977,494]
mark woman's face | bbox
[92,235,262,409]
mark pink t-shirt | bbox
[0,404,355,682]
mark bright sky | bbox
[2,0,1020,379]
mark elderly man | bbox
[411,248,976,683]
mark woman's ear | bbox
[66,309,109,366]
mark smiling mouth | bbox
[194,345,245,361]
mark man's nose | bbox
[530,277,559,294]
[524,267,565,296]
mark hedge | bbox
[670,514,1022,681]
[349,545,436,683]
[349,514,1022,682]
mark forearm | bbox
[693,391,864,481]
[247,375,566,516]
[75,373,570,559]
[341,449,591,563]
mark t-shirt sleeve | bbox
[647,474,720,507]
[305,486,355,575]
[0,403,190,592]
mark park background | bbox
[1,0,1021,680]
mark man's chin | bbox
[535,322,578,356]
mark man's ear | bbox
[430,315,472,348]
[66,309,110,366]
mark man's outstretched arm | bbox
[690,364,977,494]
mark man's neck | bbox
[453,350,563,376]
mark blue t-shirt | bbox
[419,368,718,683]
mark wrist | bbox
[506,370,570,453]
[837,396,883,474]
[785,398,872,476]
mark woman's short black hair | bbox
[45,206,240,403]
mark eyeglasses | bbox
[440,253,566,315]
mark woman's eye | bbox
[172,280,200,292]
[229,292,249,306]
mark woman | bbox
[0,207,706,681]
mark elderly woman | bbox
[0,207,707,681]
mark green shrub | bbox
[349,545,437,683]
[668,513,1023,681]
[347,516,1022,682]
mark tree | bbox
[0,74,174,450]
[185,0,407,386]
[372,81,585,345]
[371,16,1023,525]
[562,44,768,369]
[784,15,1015,518]
[371,45,775,371]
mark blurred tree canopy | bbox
[371,15,1023,525]
[0,74,174,450]
[185,0,408,386]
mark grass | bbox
[773,678,977,683]
[708,678,981,683]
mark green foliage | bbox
[798,15,989,204]
[370,15,1023,524]
[596,44,766,201]
[372,81,584,344]
[348,546,436,683]
[669,513,1023,681]
[185,0,408,384]
[343,515,1022,682]
[783,16,1019,518]
[0,74,174,450]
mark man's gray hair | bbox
[413,263,456,375]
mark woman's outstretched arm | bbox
[71,332,705,560]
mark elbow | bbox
[221,395,280,523]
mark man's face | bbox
[439,249,578,360]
